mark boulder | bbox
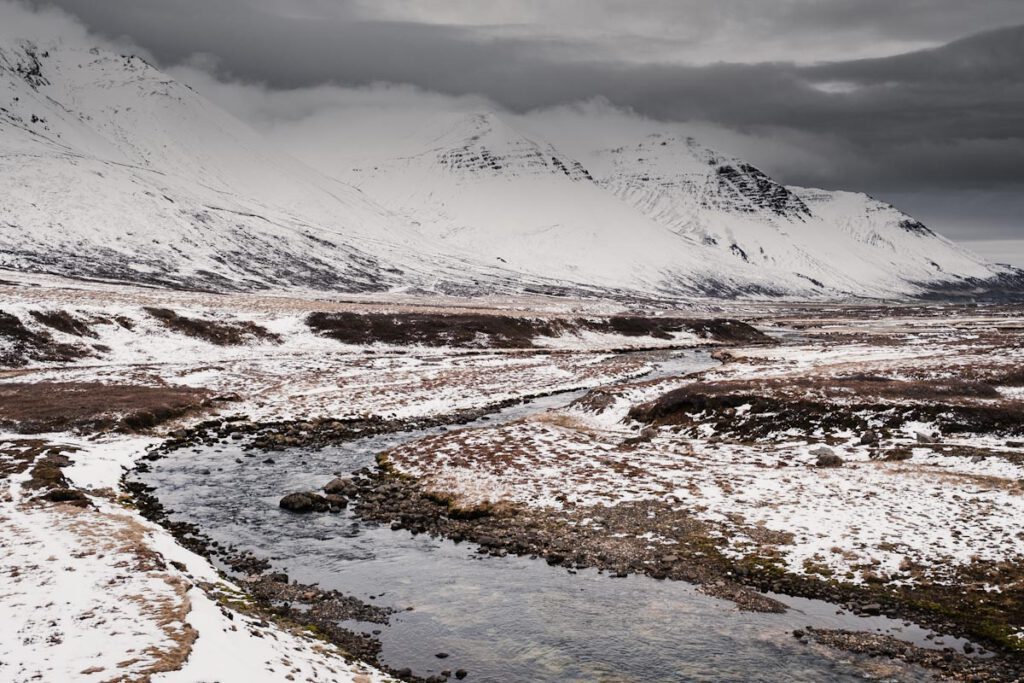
[859,430,880,446]
[811,447,843,468]
[323,476,358,497]
[324,494,348,509]
[279,491,330,513]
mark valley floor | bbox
[1,272,1022,681]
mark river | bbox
[134,349,966,682]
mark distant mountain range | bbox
[1,40,1020,300]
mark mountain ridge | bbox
[1,39,1020,301]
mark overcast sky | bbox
[19,0,1024,260]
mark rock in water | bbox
[323,476,358,496]
[279,491,330,513]
[324,494,349,509]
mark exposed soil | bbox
[0,438,74,483]
[0,381,220,433]
[627,376,1024,439]
[28,309,98,338]
[0,310,92,366]
[0,438,90,508]
[306,311,771,349]
[144,307,281,345]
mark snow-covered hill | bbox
[0,39,1018,300]
[548,131,1011,298]
[342,111,775,296]
[0,41,464,292]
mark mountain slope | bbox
[0,41,453,292]
[0,39,1017,300]
[341,112,786,296]
[549,131,1012,297]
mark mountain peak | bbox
[431,111,594,181]
[591,133,810,219]
[0,39,1017,300]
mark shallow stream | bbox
[137,350,970,682]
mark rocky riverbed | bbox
[6,273,1024,682]
[131,315,1024,681]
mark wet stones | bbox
[325,494,349,510]
[279,491,330,513]
[279,490,349,513]
[860,602,883,615]
[324,476,359,497]
[804,628,1020,681]
[241,575,391,666]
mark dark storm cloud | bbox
[773,0,1024,42]
[26,0,1024,234]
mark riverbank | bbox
[3,272,1023,681]
[360,305,1024,679]
[1,273,754,681]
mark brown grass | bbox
[144,307,280,346]
[64,507,199,680]
[29,310,97,338]
[0,311,92,366]
[306,311,770,348]
[0,382,214,433]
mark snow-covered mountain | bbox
[0,39,1018,300]
[341,111,769,296]
[570,133,1008,297]
[0,41,474,293]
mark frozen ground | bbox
[0,431,396,683]
[381,304,1024,651]
[0,272,731,682]
[2,272,1022,679]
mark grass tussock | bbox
[0,381,215,433]
[144,307,281,346]
[306,311,771,348]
